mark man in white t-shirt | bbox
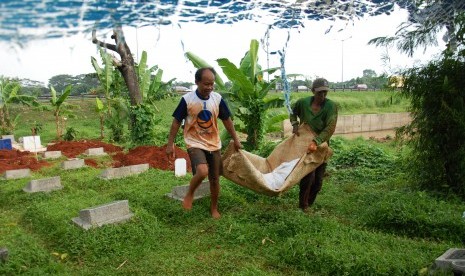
[166,67,242,219]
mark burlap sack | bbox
[222,124,333,196]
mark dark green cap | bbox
[312,78,329,92]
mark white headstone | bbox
[22,136,44,152]
[175,158,187,177]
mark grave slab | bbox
[85,147,107,156]
[435,248,465,271]
[3,168,31,180]
[100,164,149,180]
[166,181,210,201]
[0,247,8,263]
[43,151,62,159]
[23,176,62,193]
[62,159,85,170]
[72,200,134,230]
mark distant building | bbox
[172,86,192,94]
[353,84,368,90]
[297,85,309,92]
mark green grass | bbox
[288,90,409,115]
[1,91,461,275]
[1,138,463,275]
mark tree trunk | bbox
[55,111,61,140]
[4,106,12,134]
[92,27,142,106]
[100,114,104,139]
[0,107,6,133]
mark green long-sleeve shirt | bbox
[290,96,338,145]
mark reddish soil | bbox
[47,140,123,158]
[0,140,191,173]
[112,144,191,172]
[0,149,52,173]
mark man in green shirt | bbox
[290,78,338,211]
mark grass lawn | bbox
[1,91,463,275]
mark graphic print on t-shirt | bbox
[196,102,213,129]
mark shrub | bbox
[401,56,465,198]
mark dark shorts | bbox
[187,148,222,180]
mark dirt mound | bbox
[0,140,192,174]
[0,149,52,173]
[112,144,191,172]
[47,140,123,158]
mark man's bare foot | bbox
[182,195,193,210]
[211,209,221,219]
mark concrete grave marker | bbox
[72,200,134,230]
[85,147,106,156]
[2,135,15,143]
[166,181,210,201]
[62,158,85,170]
[3,168,31,180]
[22,135,46,152]
[452,260,465,274]
[43,151,62,159]
[100,164,149,180]
[23,176,62,193]
[435,248,465,272]
[0,247,8,263]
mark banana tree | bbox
[131,50,177,144]
[91,48,114,115]
[0,77,39,134]
[50,85,75,140]
[137,51,176,105]
[186,39,284,149]
[95,97,105,139]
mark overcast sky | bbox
[0,6,444,86]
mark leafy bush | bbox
[62,127,78,141]
[130,103,160,145]
[401,56,465,198]
[329,137,397,170]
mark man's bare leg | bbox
[182,164,208,210]
[209,178,220,219]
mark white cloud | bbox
[0,7,445,85]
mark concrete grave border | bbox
[85,147,107,156]
[3,168,31,180]
[72,200,134,230]
[43,151,62,159]
[0,247,8,263]
[23,176,62,193]
[166,181,210,201]
[435,248,465,272]
[100,164,149,180]
[62,158,85,170]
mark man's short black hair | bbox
[195,67,216,82]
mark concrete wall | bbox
[334,112,411,134]
[283,112,411,137]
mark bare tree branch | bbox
[92,29,117,52]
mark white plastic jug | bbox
[174,158,187,177]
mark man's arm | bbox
[222,117,242,151]
[166,118,182,158]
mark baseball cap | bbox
[312,78,330,92]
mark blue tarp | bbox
[0,0,407,42]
